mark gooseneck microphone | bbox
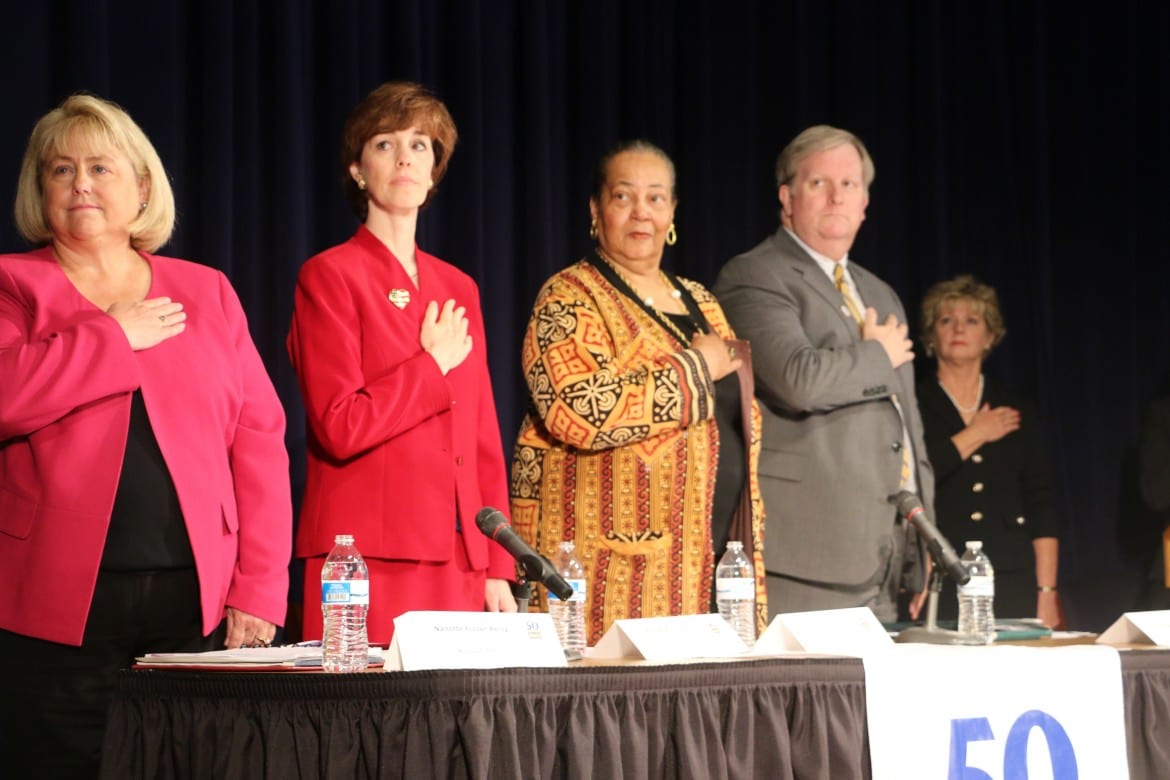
[475,508,574,600]
[889,490,970,586]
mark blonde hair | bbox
[775,125,876,190]
[14,93,175,252]
[919,274,1007,358]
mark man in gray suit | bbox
[713,125,932,621]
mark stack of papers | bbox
[136,645,383,669]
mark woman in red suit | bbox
[288,82,516,645]
[0,95,291,775]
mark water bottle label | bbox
[715,577,754,600]
[322,580,370,605]
[958,575,994,597]
[547,578,586,603]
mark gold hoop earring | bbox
[589,218,599,239]
[665,223,678,246]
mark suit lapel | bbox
[771,228,862,339]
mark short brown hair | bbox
[775,125,875,191]
[14,93,175,252]
[919,274,1007,358]
[340,82,458,218]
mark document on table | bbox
[136,644,384,669]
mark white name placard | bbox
[750,607,893,657]
[586,614,748,661]
[1098,610,1170,646]
[864,644,1127,780]
[383,611,567,671]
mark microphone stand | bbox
[510,578,532,613]
[896,563,986,645]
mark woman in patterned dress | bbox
[510,140,766,644]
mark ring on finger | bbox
[159,314,167,322]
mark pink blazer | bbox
[0,248,291,646]
[287,227,513,579]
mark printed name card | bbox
[383,611,567,671]
[586,614,748,661]
[751,607,893,657]
[1098,610,1170,646]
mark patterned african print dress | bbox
[510,254,766,645]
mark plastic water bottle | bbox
[957,540,996,644]
[548,541,587,654]
[715,541,756,645]
[321,534,369,672]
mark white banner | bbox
[864,644,1127,780]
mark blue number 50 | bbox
[949,712,1078,780]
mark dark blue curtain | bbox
[2,1,1166,630]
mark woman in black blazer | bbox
[917,275,1064,628]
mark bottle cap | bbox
[726,540,744,551]
[334,534,355,545]
[964,540,983,551]
[557,540,576,553]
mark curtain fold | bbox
[1,1,1168,626]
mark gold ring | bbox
[159,314,166,322]
[728,347,736,359]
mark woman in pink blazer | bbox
[0,95,291,775]
[288,82,516,646]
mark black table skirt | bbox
[99,651,1170,780]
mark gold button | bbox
[972,453,983,464]
[972,482,984,493]
[971,511,984,521]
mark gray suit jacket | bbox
[713,227,933,589]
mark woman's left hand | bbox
[1036,591,1065,630]
[224,607,277,648]
[484,578,518,613]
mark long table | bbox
[100,650,1170,779]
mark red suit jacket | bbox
[288,227,513,578]
[0,248,291,645]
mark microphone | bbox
[889,491,970,586]
[475,507,574,600]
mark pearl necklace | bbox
[643,278,683,308]
[596,248,681,308]
[938,374,984,415]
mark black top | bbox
[100,390,195,571]
[663,311,745,559]
[917,376,1057,618]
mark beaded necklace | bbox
[938,374,984,415]
[587,249,708,347]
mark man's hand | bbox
[861,307,914,368]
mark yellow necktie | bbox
[833,263,864,325]
[834,265,911,485]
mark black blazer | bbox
[917,376,1058,574]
